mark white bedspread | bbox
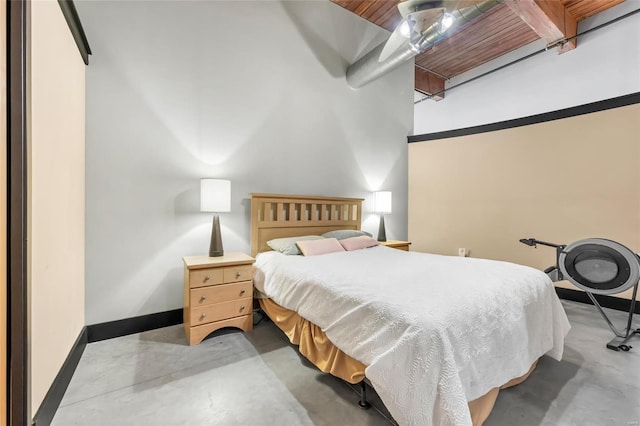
[254,246,570,426]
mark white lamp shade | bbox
[373,191,392,214]
[200,179,231,212]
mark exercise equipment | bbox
[520,237,640,352]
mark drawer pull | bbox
[204,275,211,282]
[240,306,245,311]
[240,289,246,295]
[199,295,207,303]
[235,272,242,278]
[200,313,207,320]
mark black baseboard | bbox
[556,287,640,314]
[87,308,183,343]
[32,327,88,426]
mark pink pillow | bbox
[339,235,379,251]
[296,238,345,256]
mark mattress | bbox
[254,245,571,426]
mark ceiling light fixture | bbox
[399,20,411,38]
[441,13,455,30]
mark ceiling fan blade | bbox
[397,0,445,18]
[379,21,411,62]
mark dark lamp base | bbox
[377,214,387,242]
[209,214,224,257]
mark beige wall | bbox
[409,103,640,300]
[29,0,85,415]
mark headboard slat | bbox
[251,193,364,257]
[276,203,284,221]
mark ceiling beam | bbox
[415,66,445,101]
[506,0,577,53]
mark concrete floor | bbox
[52,300,640,426]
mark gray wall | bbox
[77,1,413,324]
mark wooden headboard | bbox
[250,193,364,257]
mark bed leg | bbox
[358,381,371,409]
[259,309,270,322]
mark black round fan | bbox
[520,237,640,351]
[558,238,640,295]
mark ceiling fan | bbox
[379,0,460,62]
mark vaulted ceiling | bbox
[331,0,625,99]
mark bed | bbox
[250,193,570,426]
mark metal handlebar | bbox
[519,238,563,249]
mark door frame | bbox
[1,0,7,423]
[7,0,29,424]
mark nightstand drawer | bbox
[189,268,224,288]
[190,281,252,307]
[223,265,253,283]
[191,297,252,325]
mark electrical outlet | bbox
[458,248,467,257]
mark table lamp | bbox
[373,191,392,242]
[201,178,231,257]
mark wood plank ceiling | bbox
[332,0,625,99]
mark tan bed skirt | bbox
[260,298,537,426]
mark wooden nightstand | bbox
[380,240,412,251]
[183,253,254,345]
